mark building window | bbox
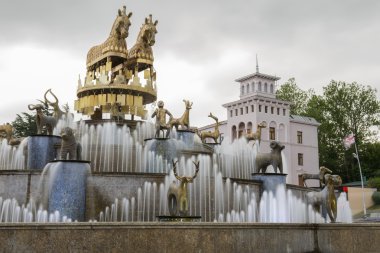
[264,83,268,92]
[265,106,268,113]
[246,106,248,113]
[246,84,249,94]
[277,108,280,115]
[271,107,274,114]
[241,85,244,95]
[251,105,254,112]
[270,84,274,93]
[258,82,262,91]
[297,131,303,144]
[230,110,233,117]
[298,153,304,166]
[283,109,286,116]
[252,82,255,92]
[269,127,275,140]
[259,105,262,112]
[240,108,243,115]
[235,109,238,116]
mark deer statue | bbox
[169,100,193,130]
[197,113,221,144]
[167,160,200,216]
[245,122,266,144]
[44,89,64,120]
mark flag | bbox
[343,133,355,149]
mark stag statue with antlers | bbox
[167,160,200,216]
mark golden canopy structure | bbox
[75,6,158,120]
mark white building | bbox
[200,64,320,185]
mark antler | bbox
[191,161,200,179]
[44,89,58,105]
[208,113,218,122]
[172,160,179,179]
[28,104,36,110]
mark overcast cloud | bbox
[0,0,379,126]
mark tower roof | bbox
[235,72,280,82]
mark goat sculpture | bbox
[255,141,285,174]
[245,122,266,144]
[169,100,192,130]
[196,113,220,143]
[167,160,200,216]
[28,104,57,135]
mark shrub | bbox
[372,191,380,205]
[368,177,380,190]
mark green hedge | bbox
[372,191,380,205]
[368,177,380,190]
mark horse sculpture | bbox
[196,113,221,143]
[300,166,332,188]
[169,100,192,130]
[128,14,157,63]
[86,6,132,66]
[245,122,266,144]
[167,160,200,216]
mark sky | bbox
[0,0,379,127]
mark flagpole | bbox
[353,142,367,216]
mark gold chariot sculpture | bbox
[74,6,158,120]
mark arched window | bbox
[247,122,253,134]
[241,85,244,95]
[232,125,237,141]
[258,82,262,92]
[270,84,274,93]
[264,83,268,92]
[278,124,285,142]
[269,121,277,140]
[238,122,245,138]
[251,82,255,92]
[246,84,249,94]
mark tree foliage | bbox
[276,78,314,115]
[277,79,380,183]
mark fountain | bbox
[0,5,378,253]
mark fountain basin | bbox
[252,173,287,194]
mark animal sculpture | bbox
[167,160,200,216]
[300,166,333,188]
[245,122,266,144]
[44,89,65,120]
[60,127,81,160]
[0,123,13,143]
[169,100,192,130]
[306,174,342,223]
[196,113,220,143]
[86,6,132,66]
[255,141,285,173]
[28,104,57,135]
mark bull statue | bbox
[60,127,82,160]
[28,104,57,135]
[167,160,200,216]
[255,141,285,174]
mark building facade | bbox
[200,66,320,185]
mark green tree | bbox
[318,81,380,182]
[276,78,314,115]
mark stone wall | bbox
[0,223,379,253]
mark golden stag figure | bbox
[167,160,200,216]
[197,113,221,143]
[151,101,173,138]
[169,100,193,130]
[245,122,266,144]
[86,6,132,66]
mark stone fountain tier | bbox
[252,173,287,195]
[46,160,91,222]
[156,215,202,222]
[27,135,61,170]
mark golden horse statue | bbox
[197,113,221,143]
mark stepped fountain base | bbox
[156,215,202,222]
[27,135,61,170]
[46,160,91,221]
